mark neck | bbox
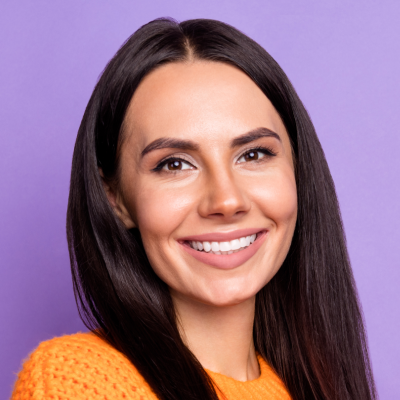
[172,292,259,382]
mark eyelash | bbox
[237,146,277,163]
[152,146,277,172]
[152,156,194,172]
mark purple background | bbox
[1,1,399,398]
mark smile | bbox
[179,229,268,270]
[189,234,257,255]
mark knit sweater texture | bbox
[11,332,292,399]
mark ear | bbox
[99,169,136,229]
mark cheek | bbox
[129,180,201,286]
[250,168,297,226]
[131,180,196,242]
[247,168,297,286]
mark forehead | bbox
[123,61,289,149]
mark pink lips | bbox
[178,229,268,270]
[179,227,263,242]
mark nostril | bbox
[235,210,247,216]
[208,210,246,218]
[209,213,224,217]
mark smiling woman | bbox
[12,18,376,400]
[112,61,297,310]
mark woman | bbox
[12,18,376,400]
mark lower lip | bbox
[179,231,268,270]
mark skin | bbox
[103,61,297,381]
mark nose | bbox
[197,168,251,221]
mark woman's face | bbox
[113,61,297,307]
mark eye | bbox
[156,158,194,172]
[237,147,276,163]
[239,151,261,162]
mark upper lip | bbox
[178,228,266,243]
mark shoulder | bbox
[11,331,157,400]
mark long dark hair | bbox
[67,18,376,400]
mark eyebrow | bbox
[141,138,200,157]
[230,127,281,147]
[140,127,281,158]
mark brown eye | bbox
[159,159,193,172]
[167,160,182,170]
[237,148,275,164]
[244,151,259,161]
[239,150,261,163]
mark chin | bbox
[199,282,261,307]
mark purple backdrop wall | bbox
[1,1,399,398]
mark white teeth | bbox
[230,239,240,250]
[190,233,258,254]
[220,242,231,251]
[211,242,220,252]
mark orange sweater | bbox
[11,332,292,399]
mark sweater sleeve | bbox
[10,332,158,400]
[11,343,47,400]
